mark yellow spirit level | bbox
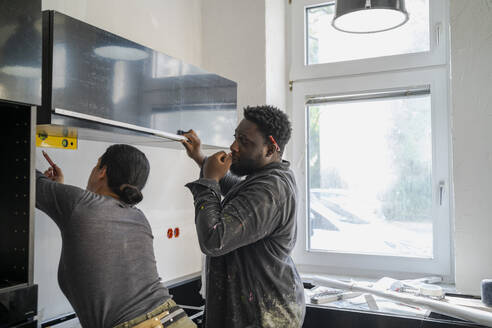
[36,125,78,150]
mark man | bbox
[182,105,305,328]
[37,144,195,328]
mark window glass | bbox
[308,93,433,258]
[306,0,430,65]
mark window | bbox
[290,0,447,80]
[289,0,452,279]
[306,1,430,65]
[308,88,432,258]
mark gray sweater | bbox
[185,161,305,328]
[36,171,170,328]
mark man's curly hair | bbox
[243,105,292,154]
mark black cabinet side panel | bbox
[0,103,32,289]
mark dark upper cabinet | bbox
[40,11,237,148]
[0,0,42,106]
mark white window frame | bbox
[287,0,453,280]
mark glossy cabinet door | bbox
[41,11,237,148]
[0,0,42,106]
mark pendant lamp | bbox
[332,0,409,34]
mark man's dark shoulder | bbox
[246,167,296,197]
[257,165,295,184]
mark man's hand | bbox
[180,129,206,168]
[203,151,232,182]
[42,151,64,184]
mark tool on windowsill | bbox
[304,274,492,327]
[312,291,363,304]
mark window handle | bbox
[436,22,442,46]
[439,181,445,206]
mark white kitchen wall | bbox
[265,0,287,111]
[201,0,267,113]
[450,0,492,295]
[201,0,287,114]
[41,0,202,66]
[36,0,205,322]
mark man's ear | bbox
[265,144,276,158]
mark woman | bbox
[37,144,195,328]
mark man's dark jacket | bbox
[186,160,305,328]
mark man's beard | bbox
[230,157,261,177]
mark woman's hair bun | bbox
[119,184,143,205]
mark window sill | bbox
[301,272,488,328]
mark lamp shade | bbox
[332,0,409,33]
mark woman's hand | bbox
[42,151,64,184]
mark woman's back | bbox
[36,172,170,328]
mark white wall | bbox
[450,0,492,295]
[36,0,204,322]
[201,0,266,114]
[265,0,287,111]
[201,0,288,115]
[41,0,203,66]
